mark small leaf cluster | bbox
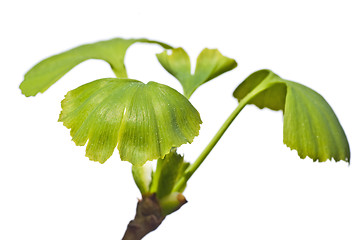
[20,37,350,208]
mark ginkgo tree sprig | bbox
[20,37,350,240]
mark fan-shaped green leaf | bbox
[157,48,237,98]
[59,78,202,165]
[233,69,350,162]
[20,38,172,97]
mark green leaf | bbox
[150,148,190,198]
[59,78,202,165]
[233,69,350,162]
[20,38,172,97]
[157,48,237,98]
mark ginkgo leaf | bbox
[233,69,350,162]
[20,38,172,97]
[150,148,190,198]
[157,48,237,98]
[59,78,202,165]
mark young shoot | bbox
[20,37,350,240]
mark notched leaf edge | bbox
[59,78,202,166]
[233,69,350,163]
[157,47,237,98]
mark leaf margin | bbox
[233,69,350,163]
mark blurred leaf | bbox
[233,69,350,162]
[59,78,201,165]
[157,48,237,98]
[20,38,172,96]
[132,162,153,195]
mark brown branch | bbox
[122,194,165,240]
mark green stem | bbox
[112,64,128,78]
[173,94,254,192]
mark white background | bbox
[1,0,360,239]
